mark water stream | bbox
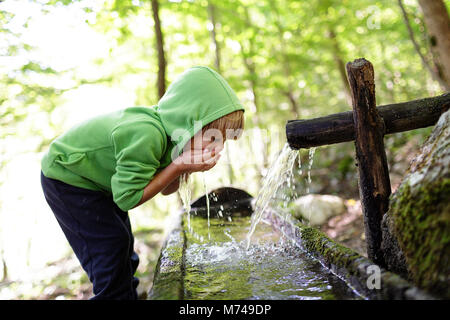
[203,172,211,229]
[306,147,316,194]
[179,143,317,247]
[179,171,213,238]
[178,173,192,231]
[246,143,299,248]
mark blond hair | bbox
[202,110,244,141]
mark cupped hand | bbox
[174,142,223,174]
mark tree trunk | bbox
[207,2,235,185]
[397,0,450,91]
[239,6,266,186]
[284,91,300,119]
[418,0,450,88]
[269,1,299,118]
[1,254,7,281]
[328,29,352,106]
[151,0,167,99]
[207,3,221,72]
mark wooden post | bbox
[346,58,391,266]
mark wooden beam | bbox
[286,93,450,149]
[346,58,391,266]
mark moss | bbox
[390,177,450,297]
[296,223,361,273]
[149,227,185,300]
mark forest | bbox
[0,0,449,300]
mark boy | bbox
[40,66,245,299]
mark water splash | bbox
[246,143,298,249]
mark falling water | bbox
[178,172,212,239]
[203,172,211,239]
[306,147,316,194]
[246,143,298,248]
[297,151,302,175]
[179,173,192,231]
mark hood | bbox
[156,66,245,156]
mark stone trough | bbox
[149,187,433,300]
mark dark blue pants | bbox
[40,171,139,300]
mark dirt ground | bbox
[321,199,367,257]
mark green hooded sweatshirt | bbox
[41,66,244,212]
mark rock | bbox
[380,213,408,277]
[381,109,450,299]
[292,194,346,226]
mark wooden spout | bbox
[286,93,450,150]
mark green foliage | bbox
[5,0,446,200]
[2,0,446,201]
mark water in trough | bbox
[182,214,360,300]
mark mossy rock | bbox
[381,109,450,298]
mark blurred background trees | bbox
[0,0,448,299]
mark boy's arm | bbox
[160,175,180,195]
[132,146,221,208]
[133,162,181,208]
[161,173,191,195]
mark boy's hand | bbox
[174,142,223,174]
[135,143,222,208]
